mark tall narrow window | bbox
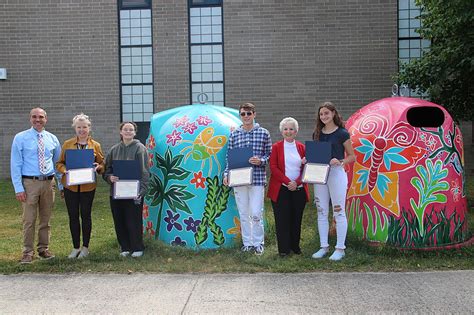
[119,0,154,123]
[188,0,224,105]
[398,0,429,96]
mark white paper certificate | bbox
[228,167,253,187]
[302,163,330,184]
[113,180,140,199]
[66,168,95,186]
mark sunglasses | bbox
[240,111,253,117]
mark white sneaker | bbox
[77,247,89,259]
[120,251,130,257]
[311,248,329,259]
[68,248,81,259]
[254,244,264,256]
[329,250,345,261]
[241,245,253,252]
[131,251,143,258]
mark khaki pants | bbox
[22,178,55,255]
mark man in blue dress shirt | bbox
[11,107,62,264]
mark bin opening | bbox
[406,106,444,128]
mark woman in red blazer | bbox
[267,117,309,256]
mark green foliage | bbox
[364,204,389,242]
[145,148,193,238]
[387,206,470,248]
[410,159,449,235]
[396,0,474,121]
[194,176,230,246]
[347,198,388,242]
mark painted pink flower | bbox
[182,122,198,134]
[173,115,189,128]
[451,179,461,202]
[196,115,212,126]
[190,171,206,189]
[166,130,182,146]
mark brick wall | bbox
[223,0,399,141]
[0,0,120,178]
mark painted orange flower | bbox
[142,204,149,220]
[147,135,156,150]
[190,171,206,189]
[227,216,241,239]
[145,220,155,237]
[148,152,154,167]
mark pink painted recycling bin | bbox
[345,97,471,249]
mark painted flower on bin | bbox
[145,221,155,237]
[147,135,156,150]
[164,210,183,232]
[182,122,198,134]
[142,204,149,220]
[173,115,189,128]
[196,115,212,126]
[148,153,154,167]
[184,217,201,233]
[171,236,187,246]
[166,130,182,146]
[190,171,206,189]
[451,179,461,202]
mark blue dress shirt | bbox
[10,127,62,193]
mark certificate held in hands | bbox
[65,149,95,186]
[112,160,141,199]
[227,147,253,187]
[303,141,331,184]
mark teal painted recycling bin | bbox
[142,104,242,249]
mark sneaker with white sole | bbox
[329,250,345,261]
[68,248,81,259]
[77,247,89,259]
[311,248,329,259]
[241,245,253,252]
[254,244,264,256]
[120,251,130,257]
[131,251,143,257]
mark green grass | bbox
[0,179,473,274]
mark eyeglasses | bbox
[240,111,253,117]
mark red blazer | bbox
[267,140,310,203]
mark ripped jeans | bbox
[233,185,265,247]
[314,165,348,250]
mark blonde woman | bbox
[56,113,104,259]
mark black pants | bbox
[271,186,307,255]
[64,188,95,249]
[110,197,144,252]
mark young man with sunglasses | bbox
[223,102,272,255]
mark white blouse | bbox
[284,141,301,181]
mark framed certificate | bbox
[228,167,253,187]
[302,163,330,184]
[113,180,140,199]
[66,168,95,186]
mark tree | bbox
[397,0,474,121]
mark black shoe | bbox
[279,252,289,257]
[292,249,302,255]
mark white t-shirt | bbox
[284,140,301,181]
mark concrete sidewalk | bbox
[1,271,473,314]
